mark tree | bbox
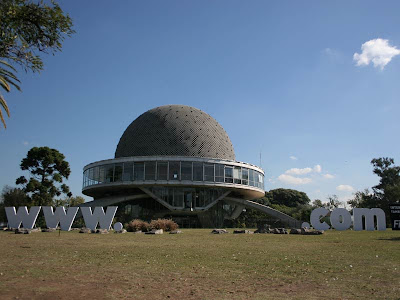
[371,158,400,209]
[16,146,72,206]
[312,199,324,208]
[347,189,375,209]
[0,0,74,129]
[0,60,20,128]
[325,195,343,210]
[54,195,85,207]
[347,158,400,225]
[0,185,30,222]
[266,188,311,207]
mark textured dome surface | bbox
[115,105,235,160]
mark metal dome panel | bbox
[115,105,235,160]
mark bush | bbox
[149,219,179,232]
[126,219,150,232]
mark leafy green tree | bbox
[266,188,311,207]
[0,185,30,222]
[0,0,74,128]
[348,158,400,225]
[347,189,375,209]
[54,195,85,207]
[312,199,324,208]
[325,194,343,210]
[232,189,313,227]
[371,158,400,210]
[16,147,72,206]
[0,60,20,128]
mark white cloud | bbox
[278,174,312,185]
[23,141,29,146]
[353,38,400,70]
[313,165,322,173]
[289,156,298,161]
[323,173,335,179]
[285,167,312,175]
[336,185,354,192]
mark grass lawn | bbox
[0,229,399,300]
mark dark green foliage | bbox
[0,185,30,222]
[348,157,400,225]
[54,196,85,207]
[0,0,74,128]
[266,188,311,207]
[230,189,313,228]
[0,0,75,72]
[16,146,72,206]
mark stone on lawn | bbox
[233,230,253,234]
[211,229,228,234]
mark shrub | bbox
[149,219,179,232]
[126,219,150,232]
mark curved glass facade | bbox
[150,187,226,209]
[83,160,264,190]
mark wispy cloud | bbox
[285,167,312,175]
[353,38,400,70]
[289,156,298,161]
[313,165,322,173]
[23,141,29,146]
[323,173,334,179]
[336,185,354,192]
[278,174,312,185]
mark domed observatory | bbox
[82,105,299,228]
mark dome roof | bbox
[115,105,235,160]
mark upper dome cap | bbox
[115,105,235,160]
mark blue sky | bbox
[1,1,400,204]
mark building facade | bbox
[82,105,299,228]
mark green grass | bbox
[0,229,399,299]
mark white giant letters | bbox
[310,207,386,231]
[42,206,79,231]
[5,206,41,229]
[353,208,386,231]
[4,206,118,231]
[310,207,330,231]
[4,206,388,232]
[80,206,118,231]
[330,208,352,231]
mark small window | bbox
[193,162,203,181]
[181,162,192,180]
[204,164,214,182]
[215,164,224,182]
[242,168,249,185]
[233,166,241,184]
[114,163,123,182]
[145,162,156,180]
[169,162,180,180]
[134,162,144,180]
[123,162,133,181]
[157,162,168,180]
[105,164,114,183]
[225,166,233,183]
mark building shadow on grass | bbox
[377,237,400,242]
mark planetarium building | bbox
[82,105,299,228]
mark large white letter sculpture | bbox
[5,206,41,229]
[330,208,352,231]
[42,206,79,231]
[80,206,118,231]
[309,207,386,231]
[353,208,386,231]
[310,207,330,231]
